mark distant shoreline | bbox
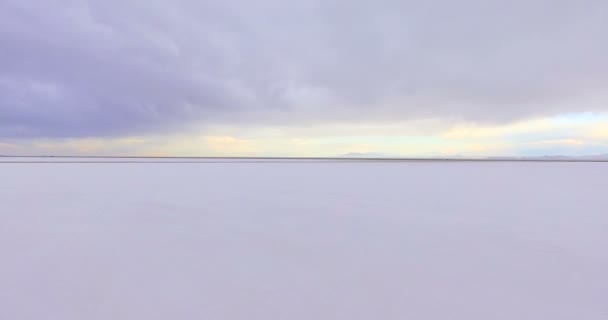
[1,155,607,163]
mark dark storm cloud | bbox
[0,0,607,137]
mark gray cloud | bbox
[1,0,607,137]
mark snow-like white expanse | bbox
[1,160,607,319]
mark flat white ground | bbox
[1,160,607,319]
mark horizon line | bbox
[1,155,607,163]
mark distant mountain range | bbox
[339,152,401,158]
[488,154,608,161]
[339,152,608,161]
[2,153,608,161]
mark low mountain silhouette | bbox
[339,152,401,158]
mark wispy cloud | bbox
[3,112,604,157]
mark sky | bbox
[0,0,607,157]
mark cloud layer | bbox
[1,0,607,138]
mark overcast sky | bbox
[0,0,607,156]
